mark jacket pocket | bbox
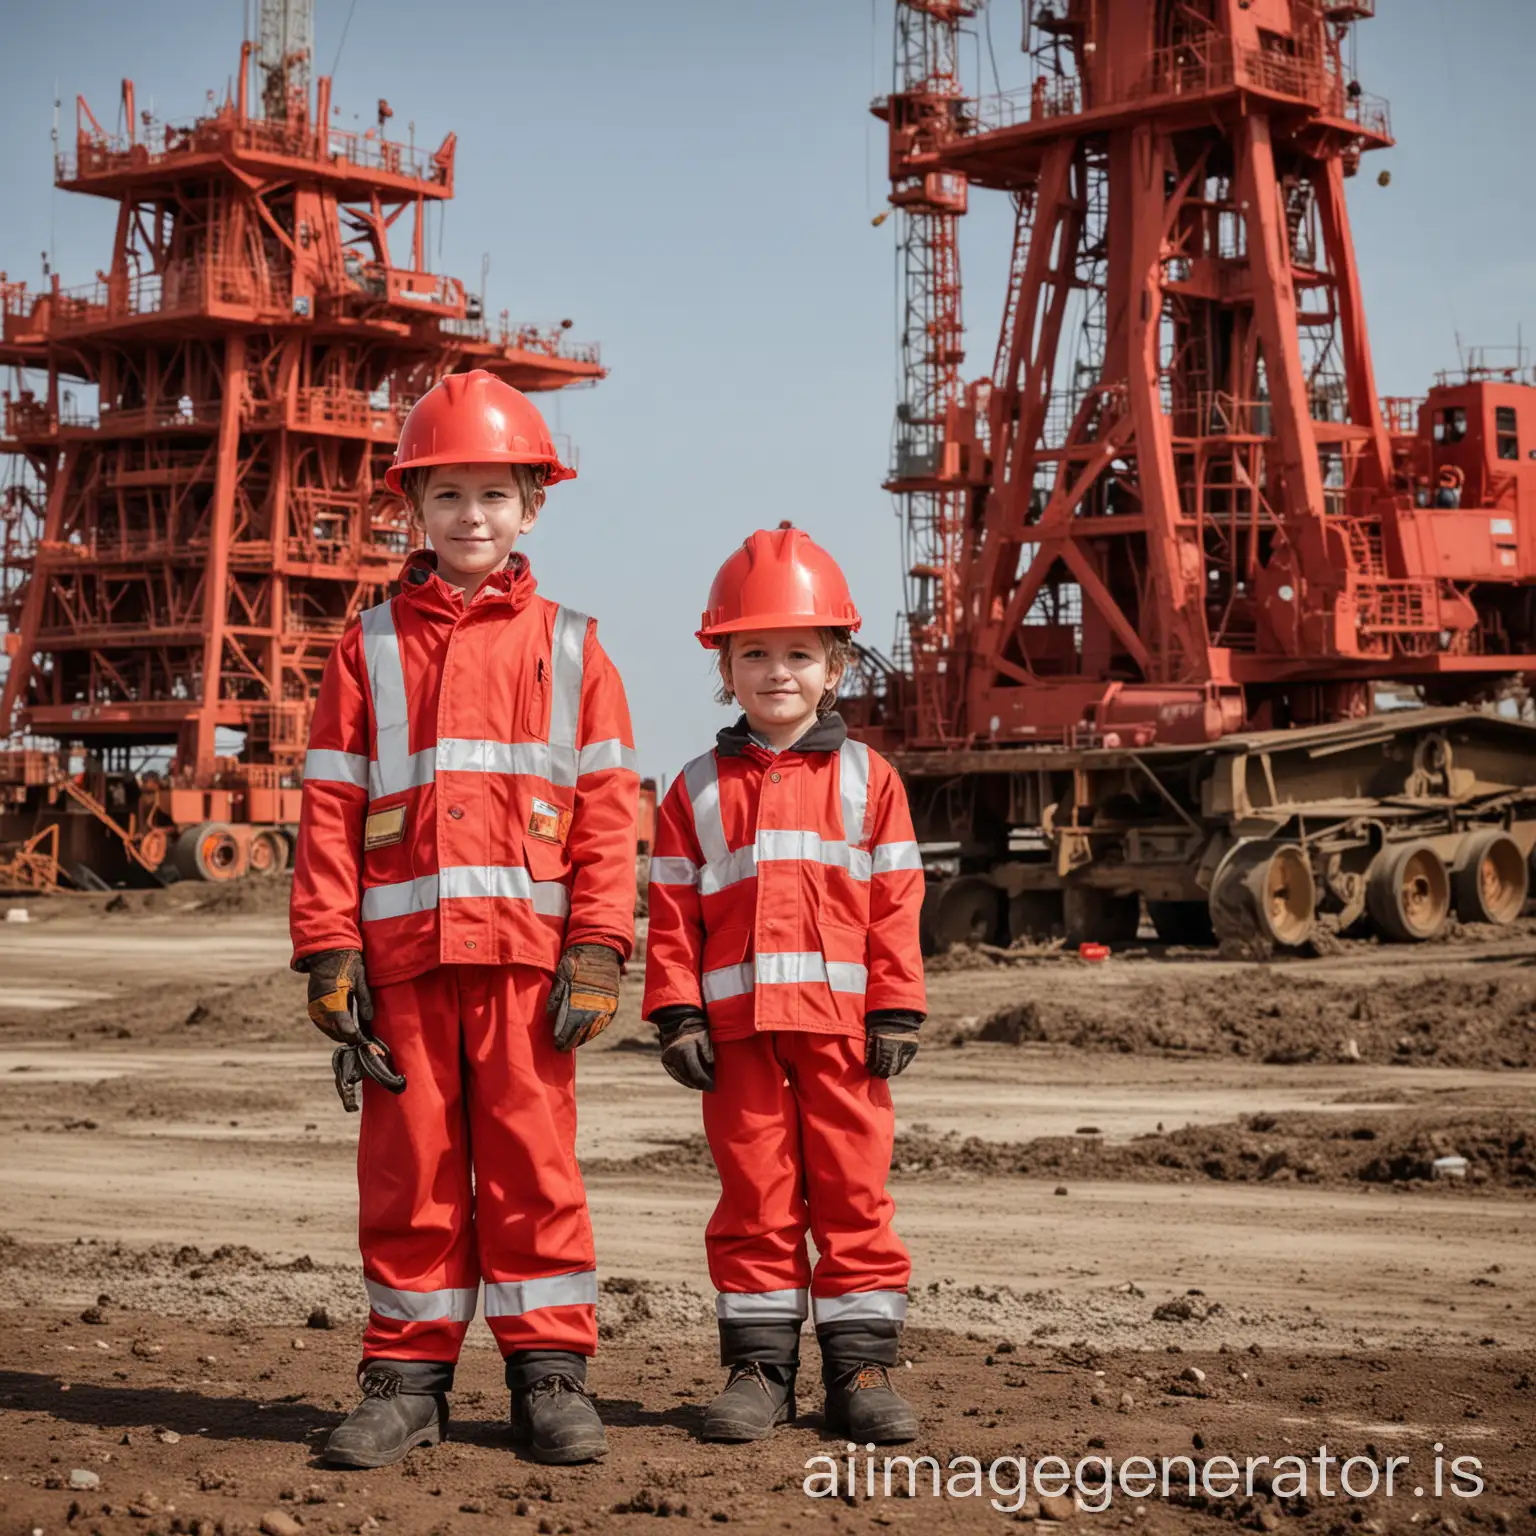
[521,833,573,890]
[817,920,871,1005]
[700,926,753,1004]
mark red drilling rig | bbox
[852,0,1536,951]
[0,1,604,891]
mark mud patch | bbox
[8,968,307,1044]
[971,969,1536,1068]
[591,1111,1536,1192]
[892,1110,1536,1190]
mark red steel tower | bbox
[870,0,1536,752]
[0,4,602,886]
[856,0,1536,951]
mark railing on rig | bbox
[59,116,448,191]
[961,37,1389,138]
[438,314,603,367]
[1380,397,1422,437]
[48,264,293,332]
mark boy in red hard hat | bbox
[642,524,928,1444]
[290,370,639,1468]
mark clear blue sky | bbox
[3,1,1533,780]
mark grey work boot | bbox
[322,1359,451,1469]
[818,1319,918,1445]
[506,1350,607,1464]
[702,1320,800,1442]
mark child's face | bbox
[417,463,537,591]
[723,628,844,741]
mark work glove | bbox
[296,947,373,1043]
[548,943,622,1052]
[865,1010,923,1079]
[651,1006,715,1093]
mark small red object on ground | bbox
[1077,943,1110,962]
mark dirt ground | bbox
[2,888,1534,1534]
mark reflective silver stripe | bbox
[361,874,440,922]
[577,738,637,776]
[823,961,870,994]
[304,748,369,788]
[360,601,433,800]
[703,953,869,997]
[436,737,552,777]
[702,961,753,1002]
[871,840,922,874]
[810,1290,909,1326]
[755,951,867,993]
[483,1269,598,1317]
[756,829,870,878]
[648,856,700,887]
[699,842,757,895]
[683,750,729,867]
[360,869,569,921]
[365,1279,478,1324]
[838,739,870,849]
[439,864,571,917]
[715,1288,809,1322]
[547,606,588,787]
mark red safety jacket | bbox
[291,551,639,986]
[641,714,926,1040]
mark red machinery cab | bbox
[1392,377,1536,584]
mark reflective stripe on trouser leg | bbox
[701,1034,814,1302]
[358,968,479,1364]
[460,964,599,1356]
[784,1031,911,1307]
[715,1287,809,1323]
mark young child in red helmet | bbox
[290,370,639,1468]
[642,524,928,1444]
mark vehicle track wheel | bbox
[1367,841,1450,943]
[171,821,244,883]
[248,829,289,877]
[1210,843,1316,948]
[1451,830,1527,926]
[1146,900,1215,946]
[1062,886,1141,947]
[931,877,1002,950]
[1007,891,1064,945]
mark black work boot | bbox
[819,1318,918,1444]
[506,1350,607,1464]
[702,1320,800,1442]
[322,1359,451,1468]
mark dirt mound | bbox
[971,968,1536,1068]
[10,966,306,1044]
[593,1113,1535,1192]
[183,874,294,917]
[892,1110,1535,1190]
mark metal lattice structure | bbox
[855,0,1536,956]
[0,5,604,885]
[866,0,1536,754]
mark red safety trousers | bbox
[702,1030,910,1330]
[358,963,597,1364]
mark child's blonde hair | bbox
[397,462,548,525]
[714,627,855,713]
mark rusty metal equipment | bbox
[0,1,603,889]
[852,0,1536,950]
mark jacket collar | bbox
[715,710,848,759]
[396,548,538,620]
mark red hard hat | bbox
[697,523,862,649]
[384,369,575,495]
